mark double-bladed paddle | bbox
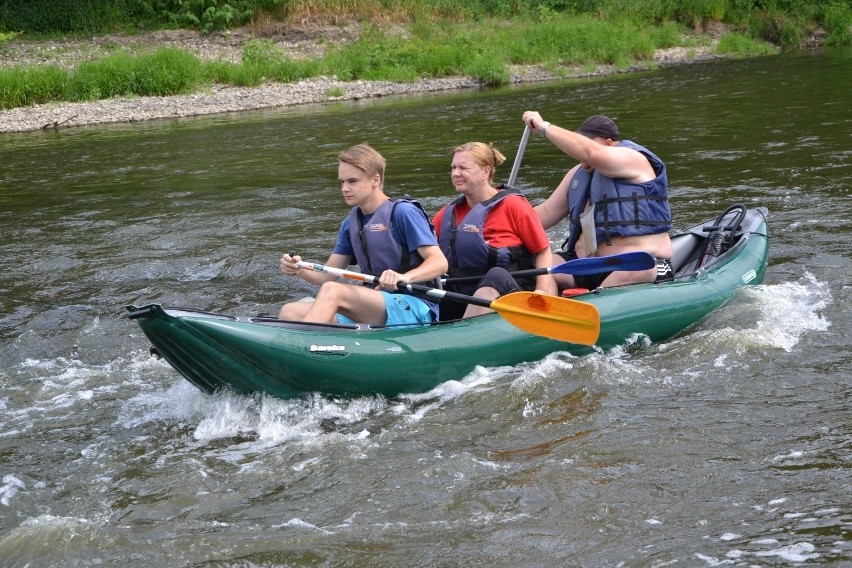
[440,251,656,285]
[295,261,600,345]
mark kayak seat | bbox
[670,231,705,277]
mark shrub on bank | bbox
[0,0,268,34]
[0,0,127,34]
[0,1,848,47]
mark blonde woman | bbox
[433,142,557,319]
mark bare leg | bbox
[600,267,657,287]
[278,300,314,320]
[300,281,388,325]
[552,273,578,292]
[463,286,500,318]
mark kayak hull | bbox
[128,205,770,399]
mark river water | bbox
[1,48,849,566]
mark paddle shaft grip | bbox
[295,261,494,308]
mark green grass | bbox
[0,47,207,108]
[65,48,205,101]
[716,33,779,56]
[0,65,66,108]
[823,1,852,46]
[0,0,842,110]
[319,15,681,85]
[0,11,794,110]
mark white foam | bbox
[398,365,505,421]
[119,377,398,453]
[694,552,734,565]
[117,380,210,428]
[193,396,261,441]
[20,514,90,527]
[754,542,820,562]
[471,458,506,470]
[292,457,321,472]
[1,474,25,506]
[9,354,127,427]
[772,451,805,463]
[579,344,670,387]
[742,275,831,351]
[274,518,333,534]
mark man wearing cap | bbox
[522,111,673,291]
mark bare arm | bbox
[531,247,558,295]
[375,244,448,290]
[522,111,655,183]
[404,244,448,282]
[534,165,579,230]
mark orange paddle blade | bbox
[491,292,600,345]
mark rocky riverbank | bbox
[0,25,727,134]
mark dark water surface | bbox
[1,48,849,566]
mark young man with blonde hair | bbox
[279,143,448,325]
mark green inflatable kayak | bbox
[128,205,770,399]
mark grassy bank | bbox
[0,16,770,110]
[0,0,848,111]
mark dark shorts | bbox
[475,266,523,296]
[438,267,522,321]
[555,252,673,289]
